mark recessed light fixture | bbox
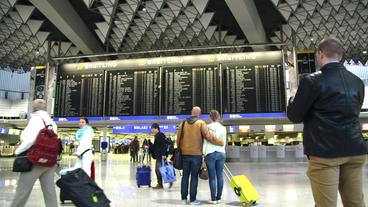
[142,7,146,11]
[310,38,314,41]
[363,50,367,54]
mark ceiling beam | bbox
[225,0,268,51]
[29,0,104,57]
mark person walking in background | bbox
[142,138,150,163]
[148,139,153,162]
[287,37,368,207]
[11,99,58,207]
[74,117,94,177]
[203,110,227,204]
[176,106,224,205]
[130,136,139,163]
[151,123,173,189]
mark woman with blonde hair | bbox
[203,110,227,204]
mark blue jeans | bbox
[205,152,226,201]
[181,155,202,202]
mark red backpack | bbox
[27,119,61,167]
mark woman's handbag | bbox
[172,121,185,170]
[199,159,209,180]
[13,151,33,172]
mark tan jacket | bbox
[176,116,224,156]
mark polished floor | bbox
[0,154,367,207]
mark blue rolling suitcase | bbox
[136,149,151,188]
[136,165,151,187]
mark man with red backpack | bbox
[11,99,59,207]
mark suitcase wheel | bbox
[149,185,151,187]
[234,187,241,196]
[242,202,251,207]
[61,200,65,204]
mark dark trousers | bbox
[131,151,138,162]
[181,155,202,202]
[155,158,163,185]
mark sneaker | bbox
[216,200,221,204]
[190,200,201,205]
[181,199,188,205]
[207,200,217,204]
[152,184,163,189]
[169,182,173,189]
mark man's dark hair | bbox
[317,37,344,59]
[151,123,160,130]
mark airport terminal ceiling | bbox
[0,0,367,72]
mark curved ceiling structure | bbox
[0,0,366,71]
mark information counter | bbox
[225,144,307,162]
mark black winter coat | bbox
[287,62,368,158]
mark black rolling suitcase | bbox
[56,168,110,207]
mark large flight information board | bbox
[161,65,220,115]
[105,69,159,116]
[55,71,104,117]
[223,64,285,113]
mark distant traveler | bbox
[11,99,58,207]
[203,110,227,204]
[287,37,368,207]
[142,138,150,163]
[74,117,94,177]
[176,106,224,205]
[130,136,139,163]
[151,123,173,189]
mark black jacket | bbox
[287,62,367,158]
[152,131,167,159]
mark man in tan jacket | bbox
[176,106,224,205]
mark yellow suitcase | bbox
[224,164,260,207]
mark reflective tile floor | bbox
[0,154,367,207]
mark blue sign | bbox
[54,117,102,122]
[105,116,158,121]
[160,114,208,120]
[112,125,134,134]
[223,113,286,119]
[228,126,238,133]
[0,128,8,134]
[112,124,177,134]
[159,124,177,133]
[132,125,152,133]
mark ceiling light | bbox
[310,38,314,41]
[35,50,40,55]
[142,7,146,11]
[363,50,367,54]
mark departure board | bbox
[54,72,104,117]
[162,65,220,115]
[223,64,285,113]
[105,69,159,116]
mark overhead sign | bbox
[59,51,282,71]
[112,124,177,134]
[54,117,102,122]
[223,113,286,119]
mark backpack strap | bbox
[78,149,92,159]
[41,118,47,128]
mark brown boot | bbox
[169,182,173,189]
[152,184,163,189]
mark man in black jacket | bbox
[287,37,367,207]
[151,123,173,189]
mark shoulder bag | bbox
[172,121,185,170]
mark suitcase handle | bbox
[223,163,233,182]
